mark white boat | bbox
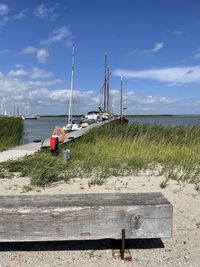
[22,115,39,120]
[71,123,82,131]
[81,122,89,128]
[63,121,82,132]
[84,110,110,121]
[63,123,72,132]
[85,111,101,121]
[100,112,110,120]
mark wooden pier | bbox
[0,119,116,163]
[41,119,115,149]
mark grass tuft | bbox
[160,179,169,189]
[0,117,23,151]
[1,123,200,186]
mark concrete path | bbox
[0,119,117,163]
[0,142,42,163]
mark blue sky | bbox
[1,0,200,114]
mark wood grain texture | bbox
[0,193,173,242]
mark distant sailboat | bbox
[63,44,81,131]
[2,97,7,116]
[22,103,39,120]
[22,115,39,120]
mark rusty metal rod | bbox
[120,229,125,260]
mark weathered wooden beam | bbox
[0,193,173,242]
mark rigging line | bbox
[99,83,104,109]
[68,43,75,125]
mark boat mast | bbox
[106,66,110,113]
[120,75,123,124]
[68,44,75,125]
[104,53,107,112]
[3,97,7,116]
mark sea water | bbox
[23,115,200,144]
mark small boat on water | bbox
[22,115,40,120]
[84,111,102,122]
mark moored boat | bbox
[22,115,40,120]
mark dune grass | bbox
[0,117,23,151]
[1,123,200,187]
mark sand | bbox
[0,172,199,267]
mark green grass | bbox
[1,123,200,187]
[0,117,23,151]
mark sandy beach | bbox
[0,172,199,267]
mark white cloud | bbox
[0,15,9,28]
[34,4,46,18]
[1,69,200,114]
[145,42,164,53]
[194,48,200,59]
[0,74,97,114]
[173,30,183,35]
[113,90,175,107]
[15,64,24,69]
[0,68,101,114]
[8,69,29,77]
[36,49,49,63]
[109,89,190,114]
[28,79,62,87]
[21,46,37,54]
[21,46,49,64]
[31,67,53,79]
[13,8,28,20]
[6,66,53,79]
[0,3,9,28]
[0,48,8,53]
[34,4,45,18]
[41,26,72,46]
[113,65,200,84]
[0,3,8,15]
[33,3,58,20]
[20,26,72,64]
[0,72,61,96]
[129,42,164,56]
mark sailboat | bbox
[1,97,8,116]
[97,53,112,120]
[22,103,39,120]
[63,44,82,132]
[119,75,128,124]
